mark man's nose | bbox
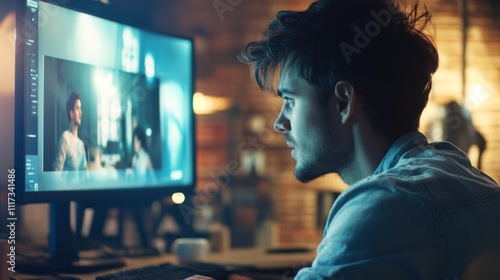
[274,110,290,133]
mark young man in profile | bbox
[235,0,500,279]
[53,91,87,172]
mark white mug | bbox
[172,238,210,263]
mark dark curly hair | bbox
[239,0,439,139]
[66,91,81,122]
[133,125,148,151]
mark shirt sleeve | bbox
[295,182,439,280]
[53,133,68,171]
[81,141,87,170]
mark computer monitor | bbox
[14,0,195,272]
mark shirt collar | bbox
[373,131,428,175]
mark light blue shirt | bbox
[296,132,500,280]
[132,147,153,176]
[53,130,87,172]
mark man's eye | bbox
[284,97,294,105]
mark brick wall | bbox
[464,0,500,182]
[422,0,500,183]
[150,0,500,246]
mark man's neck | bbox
[69,122,78,136]
[340,128,394,186]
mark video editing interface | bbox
[22,0,194,192]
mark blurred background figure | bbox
[132,125,153,176]
[86,146,103,171]
[426,101,486,169]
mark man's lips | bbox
[286,143,296,158]
[285,136,296,158]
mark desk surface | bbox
[11,247,317,280]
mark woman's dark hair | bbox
[239,0,439,139]
[133,125,148,151]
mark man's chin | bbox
[294,167,321,184]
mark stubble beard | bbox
[294,129,350,184]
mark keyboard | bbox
[96,262,230,280]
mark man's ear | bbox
[334,81,356,124]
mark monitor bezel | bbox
[14,0,197,205]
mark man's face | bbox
[71,99,82,126]
[274,69,351,183]
[134,136,141,154]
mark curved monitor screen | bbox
[16,0,195,202]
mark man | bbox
[237,0,500,279]
[53,91,87,172]
[131,125,153,175]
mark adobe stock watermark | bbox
[178,127,275,225]
[465,83,489,110]
[340,3,399,63]
[212,0,244,21]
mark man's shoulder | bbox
[61,130,71,138]
[327,173,438,229]
[57,130,72,146]
[323,177,436,257]
[345,171,431,200]
[337,176,430,211]
[335,161,499,224]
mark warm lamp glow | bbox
[193,92,232,114]
[172,192,186,204]
[0,12,16,96]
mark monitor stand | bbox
[17,202,125,274]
